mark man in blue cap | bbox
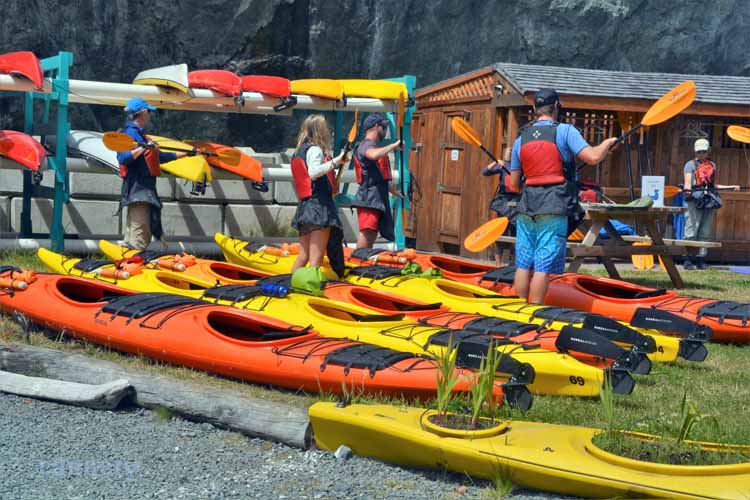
[509,88,616,304]
[351,113,404,248]
[117,97,196,250]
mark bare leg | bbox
[513,268,532,300]
[291,232,311,272]
[357,229,378,249]
[528,271,550,304]
[308,227,331,267]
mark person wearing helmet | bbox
[117,97,198,250]
[509,89,617,304]
[351,113,404,249]
[682,138,739,270]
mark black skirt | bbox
[291,196,342,234]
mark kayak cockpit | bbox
[574,277,669,300]
[207,262,265,282]
[428,255,492,275]
[56,278,129,303]
[306,300,405,323]
[206,310,312,342]
[347,287,443,313]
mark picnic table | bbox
[567,204,695,289]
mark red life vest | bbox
[117,134,161,178]
[290,143,337,199]
[694,159,716,187]
[519,124,565,186]
[353,155,392,184]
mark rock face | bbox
[1,0,748,150]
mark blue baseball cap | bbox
[534,88,561,108]
[125,97,156,114]
[363,113,389,131]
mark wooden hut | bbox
[406,63,750,262]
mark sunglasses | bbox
[696,150,708,154]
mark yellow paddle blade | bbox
[464,217,509,253]
[727,125,750,144]
[631,242,655,270]
[348,109,359,144]
[641,80,696,126]
[102,131,138,152]
[451,117,482,147]
[568,228,585,241]
[663,185,682,200]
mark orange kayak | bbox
[97,242,651,376]
[0,269,508,401]
[184,141,263,182]
[369,250,738,344]
[0,51,43,90]
[0,130,46,171]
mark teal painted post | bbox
[20,93,34,236]
[334,111,344,152]
[49,51,72,251]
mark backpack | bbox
[693,160,716,187]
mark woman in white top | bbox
[290,115,346,272]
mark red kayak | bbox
[364,249,743,344]
[0,51,43,90]
[0,269,522,404]
[188,70,242,96]
[184,141,262,181]
[240,75,291,98]
[0,130,46,170]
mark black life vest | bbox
[353,155,392,185]
[290,143,337,200]
[519,123,566,186]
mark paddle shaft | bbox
[334,142,352,185]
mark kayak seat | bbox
[99,292,205,320]
[320,344,416,377]
[349,248,388,261]
[531,306,588,324]
[347,265,403,280]
[73,259,114,272]
[632,289,669,299]
[697,301,750,326]
[480,267,517,285]
[242,241,266,253]
[462,316,538,338]
[397,302,443,312]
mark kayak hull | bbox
[133,64,191,94]
[0,130,45,171]
[339,79,408,100]
[310,403,750,500]
[240,75,291,98]
[290,79,344,101]
[0,51,43,89]
[188,70,241,96]
[0,271,495,401]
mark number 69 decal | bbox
[569,376,586,385]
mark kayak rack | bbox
[0,59,417,251]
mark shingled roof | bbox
[493,63,750,106]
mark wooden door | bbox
[437,111,467,245]
[404,113,423,238]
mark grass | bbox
[2,250,750,463]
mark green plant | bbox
[677,390,719,443]
[468,342,502,428]
[152,405,175,421]
[599,371,616,433]
[434,335,460,420]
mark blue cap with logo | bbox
[125,97,156,114]
[363,113,389,131]
[534,88,561,108]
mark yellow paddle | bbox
[335,109,359,185]
[464,217,509,253]
[451,117,510,174]
[102,131,241,166]
[727,125,750,143]
[616,81,696,144]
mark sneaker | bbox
[683,259,696,270]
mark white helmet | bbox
[694,138,710,152]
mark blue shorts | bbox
[515,214,567,274]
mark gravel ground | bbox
[0,393,582,500]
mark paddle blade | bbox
[451,117,482,147]
[464,217,509,253]
[102,131,137,152]
[568,228,585,241]
[663,185,682,200]
[641,80,696,126]
[215,148,241,166]
[631,242,655,270]
[728,125,750,144]
[347,109,359,144]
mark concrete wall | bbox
[0,153,365,244]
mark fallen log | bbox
[0,370,132,410]
[0,342,312,449]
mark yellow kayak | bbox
[38,248,632,398]
[214,233,686,364]
[290,79,344,101]
[148,135,212,183]
[339,80,408,100]
[310,402,750,500]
